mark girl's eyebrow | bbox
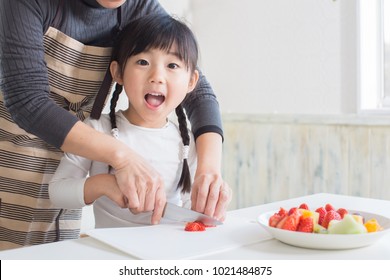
[140,49,180,58]
[167,51,180,57]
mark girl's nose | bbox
[149,66,165,84]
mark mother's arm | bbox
[183,71,232,220]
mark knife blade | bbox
[162,202,223,226]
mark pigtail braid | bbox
[175,104,191,193]
[109,83,123,138]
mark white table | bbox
[1,193,389,260]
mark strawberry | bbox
[281,212,301,231]
[269,214,283,227]
[276,215,289,229]
[269,208,288,227]
[288,207,298,215]
[184,221,206,231]
[278,207,288,217]
[322,210,341,228]
[297,216,314,233]
[315,207,327,226]
[298,203,309,210]
[336,208,348,218]
[325,203,335,212]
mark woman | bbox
[0,0,230,250]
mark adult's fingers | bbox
[151,185,166,225]
[191,173,223,216]
[114,169,140,209]
[134,177,147,212]
[144,176,163,212]
[128,176,164,216]
[203,180,222,218]
[212,182,233,221]
[113,150,162,210]
[115,167,163,214]
[191,174,211,213]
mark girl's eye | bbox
[168,63,179,69]
[137,59,149,66]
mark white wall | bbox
[189,0,358,115]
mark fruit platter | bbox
[257,203,390,249]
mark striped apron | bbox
[0,5,114,250]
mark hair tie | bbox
[111,128,119,139]
[182,145,189,160]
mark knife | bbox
[162,202,223,226]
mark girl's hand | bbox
[84,174,127,208]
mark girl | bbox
[49,14,201,227]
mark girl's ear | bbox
[110,61,123,85]
[187,69,199,93]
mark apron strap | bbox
[91,6,123,120]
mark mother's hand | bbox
[114,150,166,224]
[190,132,232,221]
[191,172,232,221]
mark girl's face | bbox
[96,0,126,9]
[111,45,199,128]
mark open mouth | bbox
[145,93,165,108]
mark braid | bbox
[175,104,191,193]
[109,83,123,131]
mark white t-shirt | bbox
[49,111,197,228]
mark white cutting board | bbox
[87,215,272,259]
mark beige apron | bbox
[0,7,113,250]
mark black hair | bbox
[109,14,198,193]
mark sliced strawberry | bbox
[276,215,289,229]
[281,212,301,231]
[184,221,206,231]
[288,207,298,215]
[269,214,283,227]
[322,210,341,229]
[268,207,288,227]
[325,203,335,212]
[315,207,327,226]
[336,208,348,218]
[297,216,314,233]
[278,207,288,217]
[298,203,309,210]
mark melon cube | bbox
[328,214,368,234]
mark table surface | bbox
[1,193,389,260]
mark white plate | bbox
[258,210,390,249]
